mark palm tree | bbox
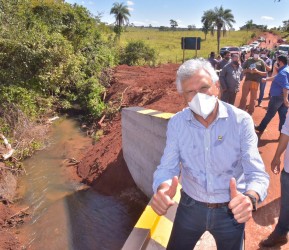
[201,10,214,40]
[110,2,130,38]
[204,6,235,53]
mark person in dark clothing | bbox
[208,52,218,69]
[217,50,231,70]
[240,51,246,65]
[257,51,272,107]
[220,54,244,105]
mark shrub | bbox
[251,32,256,39]
[120,40,157,66]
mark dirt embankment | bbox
[76,63,183,195]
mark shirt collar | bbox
[279,65,287,71]
[184,99,229,121]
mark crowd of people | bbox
[150,41,289,249]
[208,45,289,138]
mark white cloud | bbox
[128,7,134,12]
[127,1,134,6]
[261,16,274,21]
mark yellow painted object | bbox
[148,185,181,248]
[122,185,181,249]
[137,109,174,120]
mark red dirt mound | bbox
[77,63,183,195]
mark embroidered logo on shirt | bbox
[218,135,223,141]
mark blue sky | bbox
[65,0,289,30]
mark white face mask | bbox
[253,54,259,59]
[188,93,217,119]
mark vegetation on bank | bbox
[0,0,118,160]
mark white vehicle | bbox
[239,46,247,53]
[252,41,260,47]
[278,44,289,55]
[242,45,251,53]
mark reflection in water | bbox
[18,119,142,250]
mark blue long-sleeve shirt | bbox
[153,101,269,203]
[270,65,289,96]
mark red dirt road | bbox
[77,32,289,249]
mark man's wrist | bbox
[244,193,257,211]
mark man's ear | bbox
[215,80,221,98]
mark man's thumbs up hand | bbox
[165,176,178,199]
[228,178,253,223]
[151,176,179,216]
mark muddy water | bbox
[18,118,139,250]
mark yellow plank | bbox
[137,109,174,119]
[150,215,173,248]
[135,205,160,230]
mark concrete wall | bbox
[121,107,174,197]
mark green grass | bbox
[120,27,262,64]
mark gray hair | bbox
[176,58,219,93]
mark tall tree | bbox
[170,19,178,30]
[204,6,235,53]
[283,20,289,31]
[245,20,253,32]
[110,2,130,38]
[201,10,214,40]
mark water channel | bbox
[18,118,143,250]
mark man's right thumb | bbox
[230,177,238,199]
[166,176,178,198]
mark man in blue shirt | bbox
[255,55,289,135]
[151,59,269,250]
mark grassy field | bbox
[120,27,261,64]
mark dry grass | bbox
[120,27,261,64]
